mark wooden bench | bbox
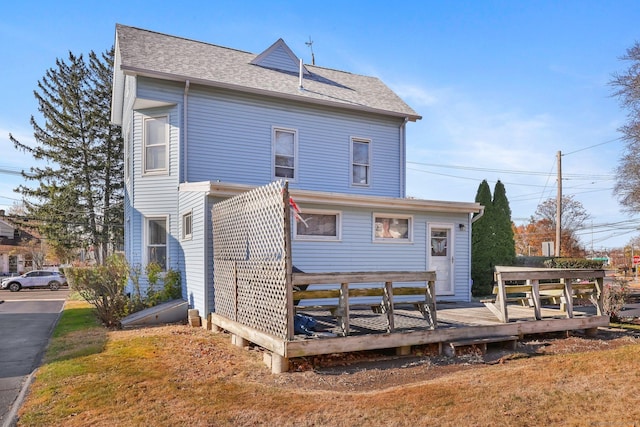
[292,271,437,336]
[481,284,533,307]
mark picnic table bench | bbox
[292,271,437,336]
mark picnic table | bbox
[481,266,605,323]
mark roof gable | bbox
[0,219,14,239]
[250,38,310,75]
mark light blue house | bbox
[110,24,482,320]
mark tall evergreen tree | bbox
[9,49,123,264]
[471,180,517,295]
[492,180,516,265]
[471,180,494,295]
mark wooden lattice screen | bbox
[212,180,291,339]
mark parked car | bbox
[0,270,67,292]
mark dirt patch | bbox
[241,327,640,392]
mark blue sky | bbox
[1,0,639,249]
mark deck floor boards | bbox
[295,302,599,339]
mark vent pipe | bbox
[298,59,303,90]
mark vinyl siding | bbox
[125,84,181,293]
[291,204,472,302]
[178,191,208,311]
[255,44,299,73]
[185,86,404,197]
[124,76,474,309]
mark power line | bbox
[563,137,622,156]
[0,167,26,177]
[406,161,615,180]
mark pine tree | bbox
[471,180,494,295]
[9,49,123,264]
[492,180,516,265]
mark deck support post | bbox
[232,334,249,348]
[585,327,599,337]
[396,345,411,356]
[267,352,289,374]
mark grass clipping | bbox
[17,301,640,427]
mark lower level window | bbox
[182,211,193,240]
[295,211,341,241]
[374,215,412,241]
[147,217,167,269]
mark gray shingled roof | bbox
[114,24,421,121]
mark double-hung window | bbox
[351,137,370,186]
[144,116,168,174]
[147,217,167,269]
[273,127,297,180]
[294,210,341,241]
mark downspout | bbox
[183,80,190,182]
[471,206,485,223]
[400,117,408,197]
[469,206,484,301]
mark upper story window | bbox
[144,116,168,174]
[351,137,370,186]
[147,217,167,269]
[273,127,297,180]
[294,210,341,241]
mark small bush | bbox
[145,262,164,306]
[161,268,182,301]
[142,262,181,306]
[603,280,629,322]
[66,254,129,328]
[67,256,183,328]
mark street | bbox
[0,288,68,427]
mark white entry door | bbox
[428,223,454,295]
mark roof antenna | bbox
[305,36,315,65]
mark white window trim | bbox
[142,115,169,175]
[144,215,169,269]
[182,210,193,241]
[372,213,413,243]
[293,209,342,241]
[272,126,298,182]
[351,137,371,187]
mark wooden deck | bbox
[210,299,609,373]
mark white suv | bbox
[0,270,67,292]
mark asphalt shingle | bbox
[115,24,421,121]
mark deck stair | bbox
[443,335,519,357]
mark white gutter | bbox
[179,181,482,215]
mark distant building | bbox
[0,218,40,275]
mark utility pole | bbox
[556,151,562,257]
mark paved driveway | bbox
[0,288,68,427]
